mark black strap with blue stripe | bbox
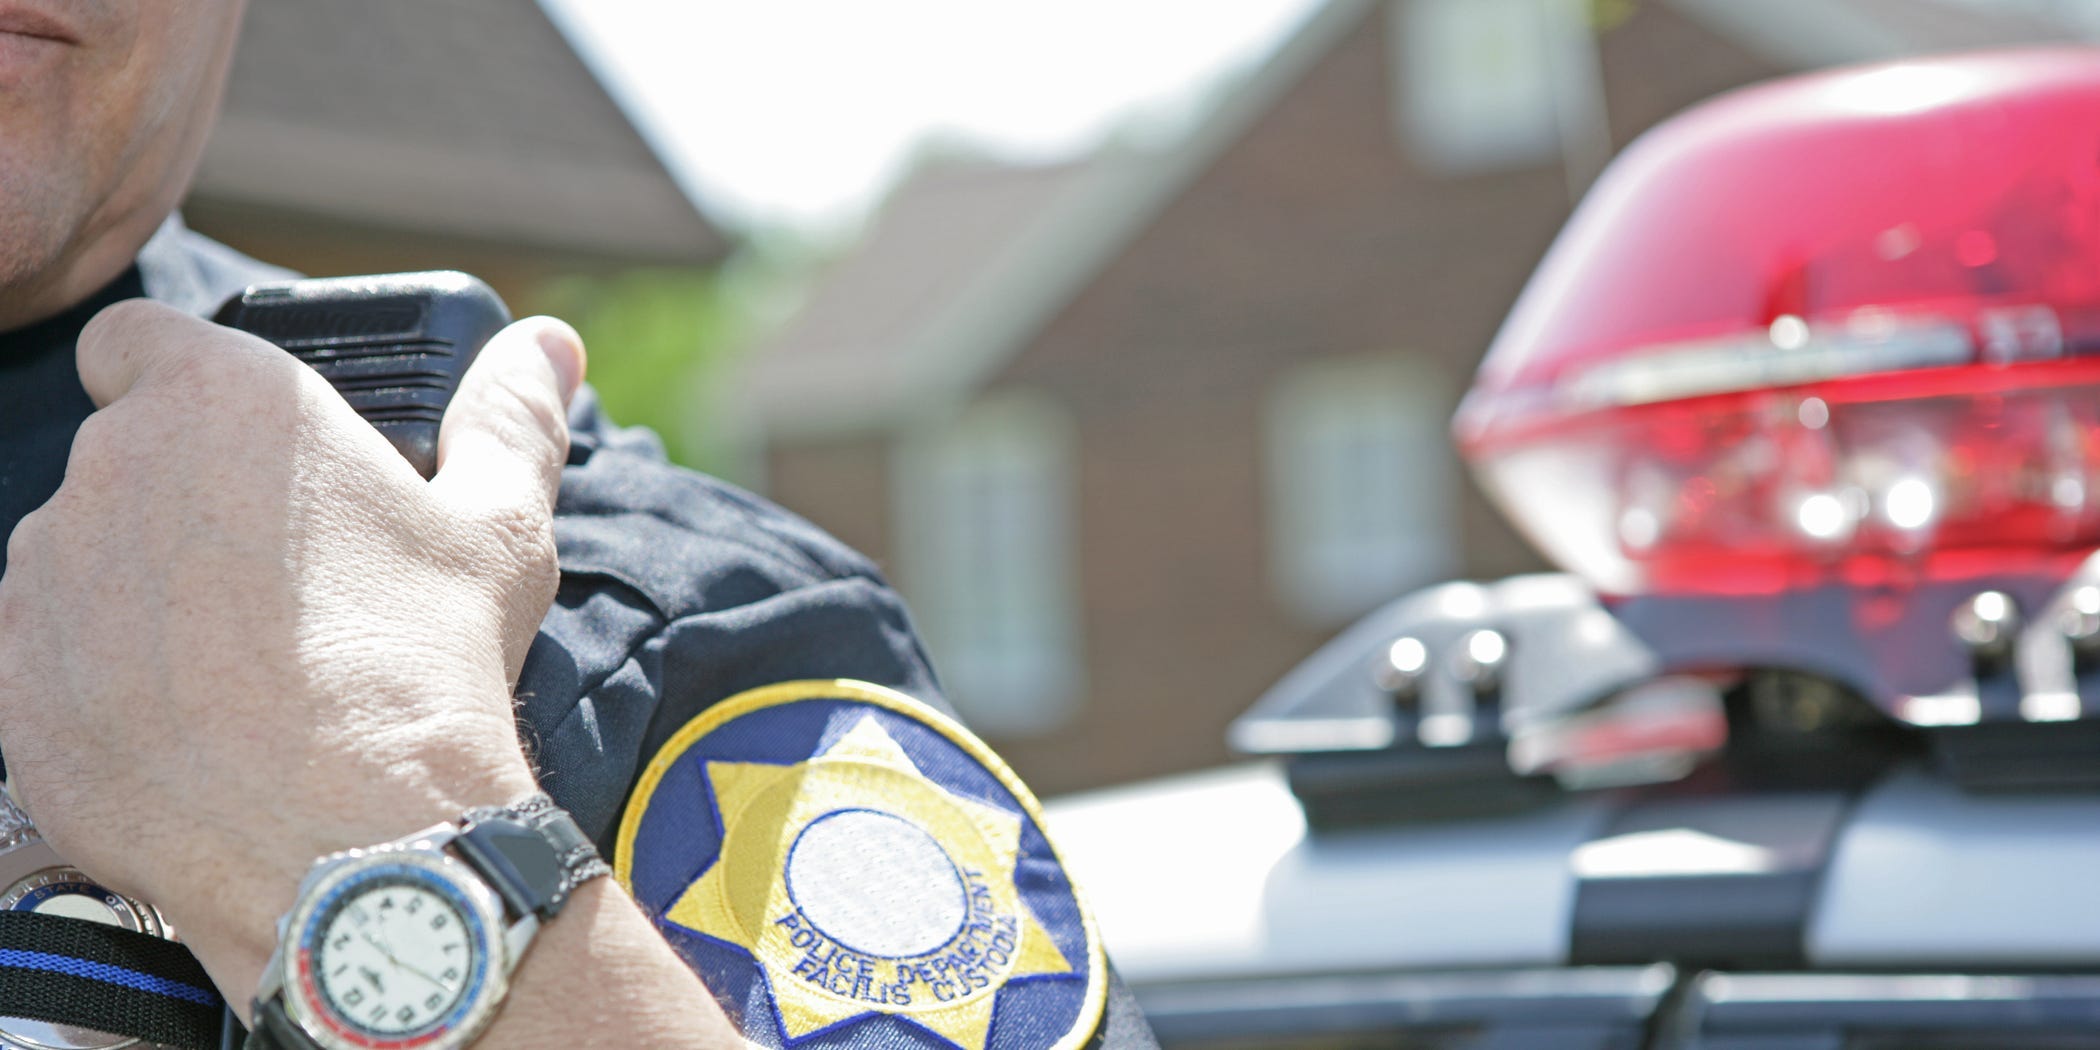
[0,910,222,1049]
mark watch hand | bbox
[357,932,416,980]
[390,957,455,995]
[374,906,399,951]
[358,932,455,994]
[358,930,395,961]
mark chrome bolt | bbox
[1372,636,1430,709]
[1451,628,1510,698]
[2060,585,2100,669]
[1952,590,2019,670]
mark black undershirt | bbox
[0,267,144,580]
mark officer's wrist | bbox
[462,876,739,1049]
[164,746,540,1024]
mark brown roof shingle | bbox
[190,0,727,265]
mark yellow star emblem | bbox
[665,714,1075,1049]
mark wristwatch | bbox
[247,794,609,1050]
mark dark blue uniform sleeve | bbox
[516,392,1155,1050]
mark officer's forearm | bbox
[468,878,742,1048]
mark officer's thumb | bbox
[431,316,585,518]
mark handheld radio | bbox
[213,271,511,478]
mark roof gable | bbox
[191,0,727,265]
[745,0,1377,439]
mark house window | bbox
[1396,0,1597,174]
[895,393,1081,735]
[1266,356,1457,624]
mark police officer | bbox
[0,4,1151,1048]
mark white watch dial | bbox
[308,874,483,1039]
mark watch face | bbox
[287,856,502,1050]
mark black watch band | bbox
[240,998,311,1050]
[454,792,611,923]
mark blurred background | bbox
[182,0,2100,798]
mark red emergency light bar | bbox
[1457,49,2100,597]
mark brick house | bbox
[738,0,2080,795]
[182,0,727,310]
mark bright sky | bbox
[538,0,1326,231]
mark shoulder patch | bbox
[616,680,1107,1050]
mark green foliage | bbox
[522,231,836,482]
[529,267,751,478]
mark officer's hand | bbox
[0,300,583,1004]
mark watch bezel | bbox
[278,846,510,1050]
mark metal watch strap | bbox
[453,792,610,922]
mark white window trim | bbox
[1265,355,1459,625]
[892,391,1083,736]
[1394,0,1609,187]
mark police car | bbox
[1049,49,2100,1050]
